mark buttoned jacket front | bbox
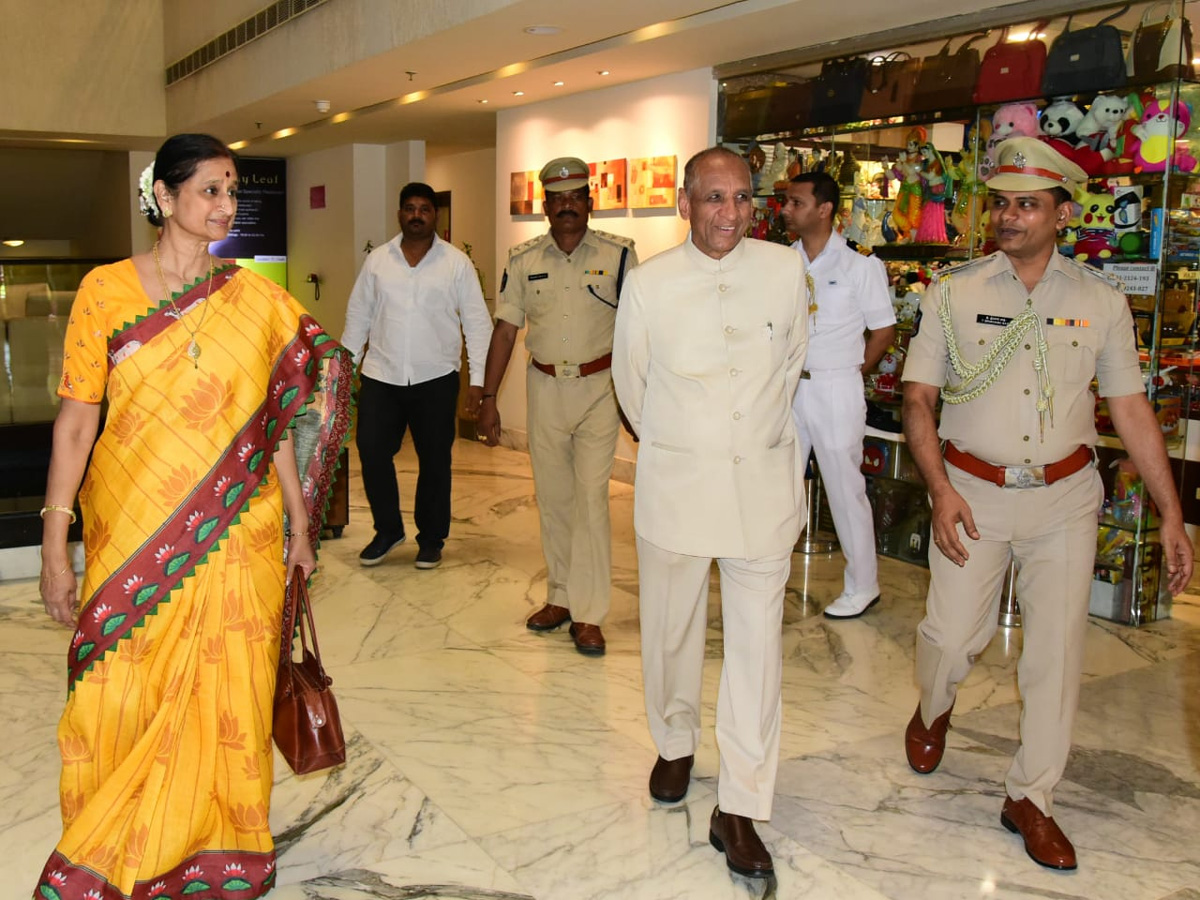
[613,236,808,560]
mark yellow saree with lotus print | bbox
[34,261,351,900]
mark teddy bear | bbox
[985,101,1040,175]
[1076,94,1129,157]
[1038,97,1111,175]
[1133,98,1199,173]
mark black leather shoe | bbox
[359,532,405,567]
[709,807,773,878]
[649,754,693,803]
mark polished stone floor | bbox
[3,440,1200,899]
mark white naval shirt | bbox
[793,231,895,371]
[341,233,493,387]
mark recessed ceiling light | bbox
[553,81,565,87]
[513,91,525,96]
[478,99,489,104]
[2,239,24,247]
[228,140,249,151]
[524,25,561,35]
[597,70,610,76]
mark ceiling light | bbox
[314,99,331,114]
[272,127,297,139]
[478,99,489,104]
[553,81,565,87]
[228,140,249,151]
[597,70,610,76]
[513,90,525,96]
[524,25,561,35]
[2,239,24,247]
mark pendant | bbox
[188,339,201,367]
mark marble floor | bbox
[4,439,1200,900]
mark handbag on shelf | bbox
[722,81,811,138]
[860,52,921,120]
[912,33,988,112]
[273,569,346,776]
[1128,0,1195,82]
[1041,7,1128,96]
[808,56,869,127]
[973,25,1048,104]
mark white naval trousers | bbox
[791,367,879,599]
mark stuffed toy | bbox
[1077,94,1130,156]
[1040,98,1084,141]
[985,102,1040,174]
[875,346,905,394]
[1039,97,1111,175]
[1133,98,1199,173]
[1066,189,1118,263]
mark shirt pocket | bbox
[582,272,619,309]
[1045,325,1099,388]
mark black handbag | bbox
[860,53,921,120]
[1041,7,1128,96]
[722,81,811,139]
[809,56,869,127]
[913,34,987,112]
[1128,1,1195,82]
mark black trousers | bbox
[356,371,460,550]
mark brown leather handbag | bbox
[273,569,346,775]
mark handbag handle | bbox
[954,31,989,54]
[282,568,331,682]
[1060,5,1129,35]
[1138,0,1179,27]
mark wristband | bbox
[482,393,497,400]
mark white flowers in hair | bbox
[138,163,160,220]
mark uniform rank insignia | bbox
[1046,317,1090,327]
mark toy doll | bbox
[890,127,926,242]
[951,119,991,249]
[915,140,953,243]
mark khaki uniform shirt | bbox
[495,228,637,365]
[902,251,1143,466]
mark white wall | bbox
[427,147,498,301]
[286,141,425,341]
[494,67,716,477]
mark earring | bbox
[163,208,173,218]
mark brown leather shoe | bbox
[569,622,605,656]
[649,754,693,803]
[709,807,773,879]
[526,603,571,631]
[905,702,953,774]
[1001,795,1077,870]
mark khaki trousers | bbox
[526,365,620,626]
[916,461,1103,815]
[636,534,791,820]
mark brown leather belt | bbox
[531,352,612,379]
[943,442,1093,489]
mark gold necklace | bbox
[153,240,214,368]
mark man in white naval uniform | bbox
[612,146,808,880]
[781,171,896,618]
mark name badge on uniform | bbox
[977,314,1013,327]
[528,272,549,281]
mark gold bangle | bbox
[284,530,307,538]
[41,564,70,580]
[40,505,77,524]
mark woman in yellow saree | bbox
[34,135,351,900]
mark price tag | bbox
[1104,263,1158,296]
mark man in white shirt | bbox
[342,182,492,569]
[781,172,896,619]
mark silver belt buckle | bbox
[1003,465,1046,489]
[557,364,581,378]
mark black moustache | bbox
[556,210,579,218]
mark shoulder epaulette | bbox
[1062,255,1126,293]
[591,229,636,250]
[931,254,993,284]
[507,234,547,260]
[845,238,872,257]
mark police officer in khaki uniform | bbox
[901,138,1192,870]
[478,157,637,656]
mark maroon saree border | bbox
[36,847,276,900]
[107,266,239,372]
[68,315,349,688]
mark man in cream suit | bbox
[612,146,808,880]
